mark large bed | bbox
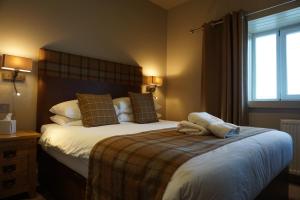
[36,49,293,200]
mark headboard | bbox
[36,48,142,131]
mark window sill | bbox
[248,101,300,109]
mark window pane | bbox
[286,31,300,95]
[255,34,277,99]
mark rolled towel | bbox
[177,120,210,136]
[208,123,240,138]
[188,112,240,138]
[188,112,224,128]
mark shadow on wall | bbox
[42,39,140,67]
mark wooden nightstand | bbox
[0,131,40,199]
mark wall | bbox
[166,0,300,129]
[0,0,167,130]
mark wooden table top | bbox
[0,131,41,141]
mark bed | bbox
[36,49,293,200]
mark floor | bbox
[4,182,300,200]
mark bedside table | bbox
[0,131,40,199]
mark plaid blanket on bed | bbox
[86,127,271,200]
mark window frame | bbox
[280,24,300,100]
[249,24,300,102]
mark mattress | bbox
[39,121,293,200]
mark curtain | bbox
[201,11,248,125]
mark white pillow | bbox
[50,100,81,119]
[50,115,82,126]
[118,113,134,122]
[155,103,162,110]
[113,97,162,114]
[114,105,120,116]
[118,113,162,122]
[113,97,132,114]
[157,113,162,119]
[50,100,120,119]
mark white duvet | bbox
[39,121,293,200]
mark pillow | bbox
[50,100,81,119]
[50,115,82,126]
[113,97,161,114]
[157,113,162,119]
[113,105,120,116]
[118,113,134,122]
[49,100,81,119]
[77,93,119,127]
[50,100,119,120]
[118,113,161,122]
[129,92,158,123]
[113,97,132,113]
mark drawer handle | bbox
[3,150,16,159]
[2,164,16,173]
[2,179,16,189]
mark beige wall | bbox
[2,0,298,131]
[166,0,300,129]
[0,0,167,130]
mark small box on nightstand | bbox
[0,120,16,134]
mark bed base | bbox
[38,146,86,200]
[38,146,289,200]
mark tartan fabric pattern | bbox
[77,93,119,127]
[129,92,158,123]
[38,49,143,86]
[86,127,271,200]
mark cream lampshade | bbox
[1,54,33,72]
[143,76,163,86]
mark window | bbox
[249,24,300,101]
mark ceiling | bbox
[149,0,191,10]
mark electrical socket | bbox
[0,104,9,113]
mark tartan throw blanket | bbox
[86,127,271,200]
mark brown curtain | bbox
[201,11,248,125]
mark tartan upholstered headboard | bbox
[36,48,142,131]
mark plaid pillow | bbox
[129,92,158,123]
[77,93,119,127]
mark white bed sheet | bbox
[39,121,293,200]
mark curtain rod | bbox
[190,20,223,33]
[190,0,297,34]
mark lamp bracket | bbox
[146,85,157,93]
[1,71,26,82]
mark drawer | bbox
[0,139,35,162]
[0,157,28,177]
[0,139,35,150]
[0,173,28,198]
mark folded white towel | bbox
[188,112,239,138]
[188,112,224,128]
[177,120,209,136]
[208,123,240,138]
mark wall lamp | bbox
[143,76,163,93]
[1,54,33,96]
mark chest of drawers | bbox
[0,131,40,199]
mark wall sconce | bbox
[1,54,33,96]
[143,76,163,93]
